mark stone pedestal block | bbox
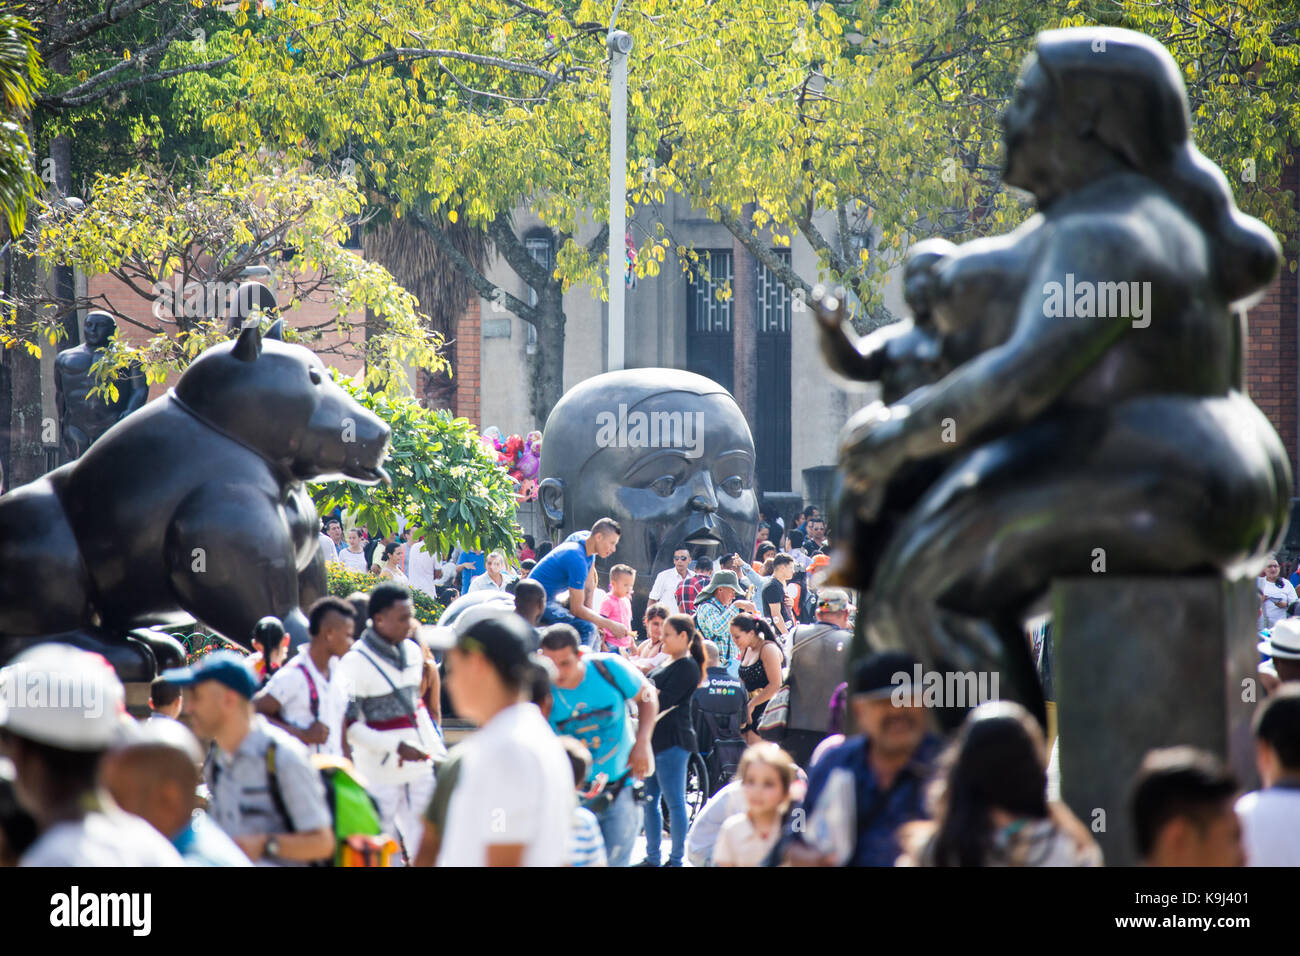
[1052,575,1259,866]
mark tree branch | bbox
[42,0,166,57]
[486,213,551,290]
[408,207,540,324]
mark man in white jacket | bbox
[335,581,435,863]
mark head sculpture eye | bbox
[309,368,322,385]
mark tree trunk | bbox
[732,202,758,427]
[49,8,77,353]
[528,283,565,428]
[8,238,48,489]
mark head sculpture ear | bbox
[264,318,287,341]
[538,477,565,530]
[231,321,263,362]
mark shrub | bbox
[325,561,443,624]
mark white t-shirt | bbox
[338,547,370,573]
[318,533,339,564]
[262,645,349,757]
[648,567,686,615]
[1236,787,1300,866]
[1258,576,1296,628]
[21,806,185,866]
[407,541,441,596]
[438,702,574,867]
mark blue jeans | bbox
[539,602,598,647]
[594,783,639,867]
[641,746,690,866]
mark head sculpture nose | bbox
[689,472,718,513]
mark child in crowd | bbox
[600,565,635,654]
[714,743,798,866]
[559,736,608,867]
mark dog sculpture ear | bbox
[231,321,263,362]
[264,318,287,341]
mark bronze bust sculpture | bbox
[538,368,761,613]
[53,310,147,460]
[817,27,1289,722]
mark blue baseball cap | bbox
[161,650,259,699]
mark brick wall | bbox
[455,296,481,428]
[1244,150,1300,493]
[86,263,366,402]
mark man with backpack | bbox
[335,582,437,864]
[539,623,657,867]
[165,651,334,866]
[255,596,355,757]
[761,589,853,769]
[692,640,749,795]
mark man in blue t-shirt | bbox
[455,549,485,595]
[540,623,657,867]
[530,518,629,647]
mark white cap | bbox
[0,644,127,750]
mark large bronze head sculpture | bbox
[538,369,760,604]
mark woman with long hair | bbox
[633,603,670,673]
[730,614,785,745]
[378,540,408,584]
[637,613,705,867]
[900,701,1101,867]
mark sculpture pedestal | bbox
[1051,575,1259,866]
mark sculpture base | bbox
[1052,575,1259,866]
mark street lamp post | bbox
[607,15,632,372]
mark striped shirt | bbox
[570,806,607,867]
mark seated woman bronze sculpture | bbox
[818,27,1289,722]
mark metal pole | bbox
[607,22,632,372]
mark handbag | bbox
[757,683,791,738]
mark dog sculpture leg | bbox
[165,482,310,649]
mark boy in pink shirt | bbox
[600,565,636,653]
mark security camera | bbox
[607,30,633,56]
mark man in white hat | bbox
[0,644,182,866]
[1257,618,1300,695]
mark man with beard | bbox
[782,652,942,867]
[537,369,761,622]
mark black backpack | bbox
[693,694,746,796]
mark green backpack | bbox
[264,743,397,867]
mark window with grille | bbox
[525,234,553,351]
[757,249,792,334]
[687,250,733,334]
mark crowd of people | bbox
[2,510,1298,869]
